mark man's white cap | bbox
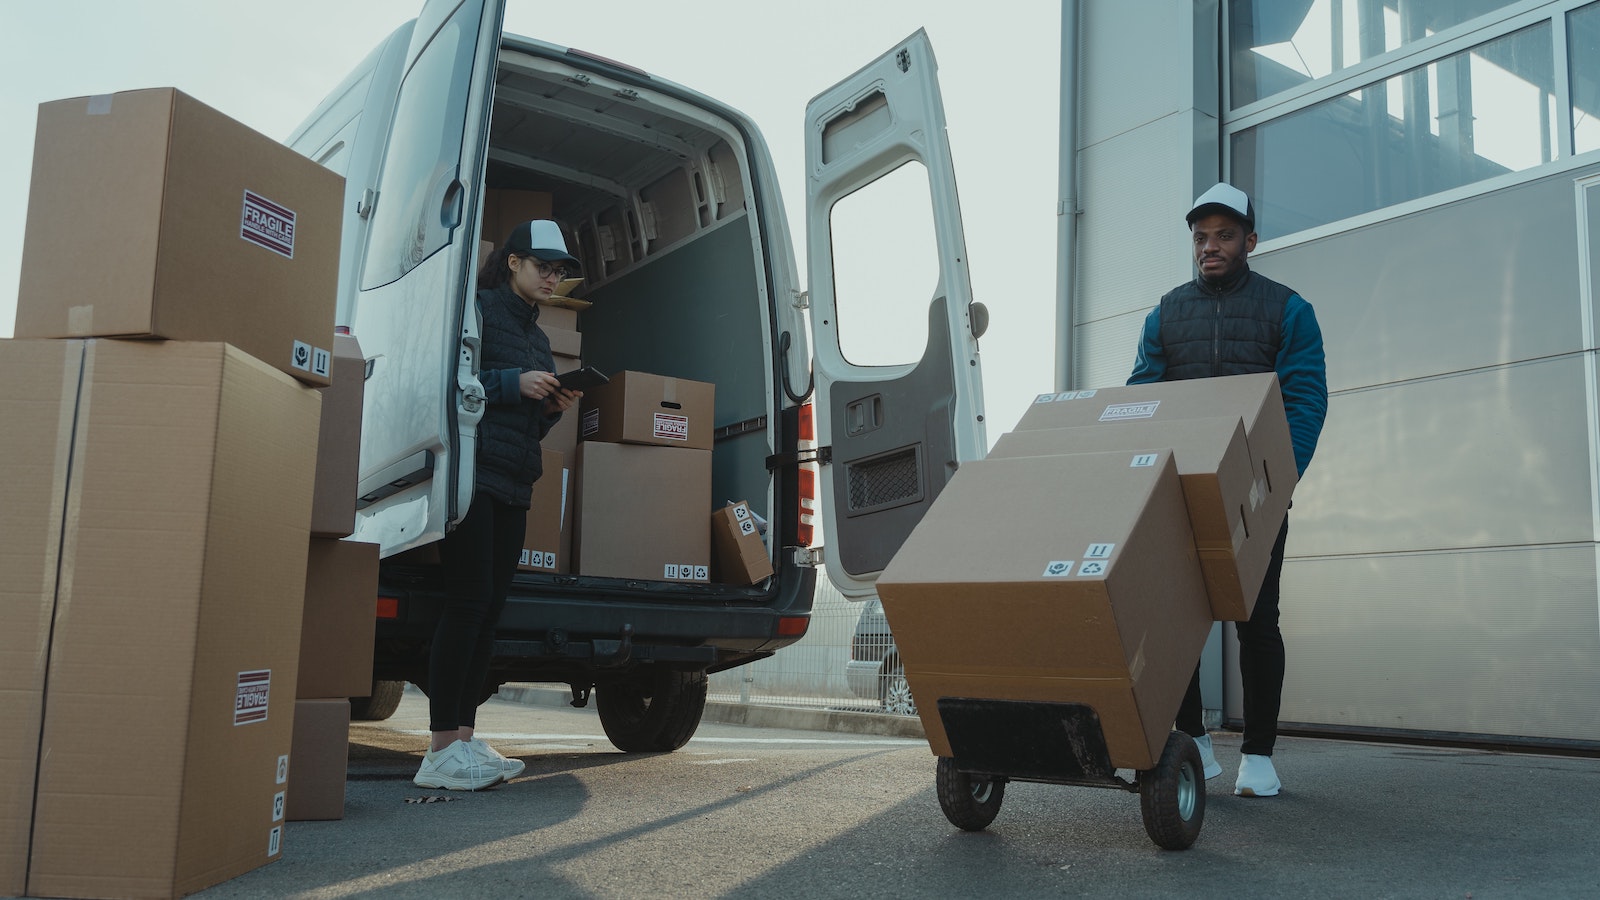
[1186,182,1254,230]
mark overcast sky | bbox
[0,0,1067,440]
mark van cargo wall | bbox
[578,220,770,514]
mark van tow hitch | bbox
[569,685,590,708]
[592,623,634,667]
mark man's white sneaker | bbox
[414,740,504,791]
[1191,732,1223,780]
[469,738,526,779]
[1235,753,1281,797]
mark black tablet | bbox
[556,365,609,392]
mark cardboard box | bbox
[538,303,579,332]
[1014,374,1296,612]
[481,188,553,243]
[311,334,366,537]
[990,417,1265,620]
[876,450,1212,771]
[518,449,569,573]
[286,699,351,822]
[544,356,582,461]
[580,370,716,450]
[573,442,712,581]
[297,538,379,699]
[712,501,774,584]
[544,325,582,359]
[0,339,319,898]
[0,340,82,899]
[15,88,342,386]
[478,239,494,272]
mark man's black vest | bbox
[475,284,556,507]
[1157,269,1294,381]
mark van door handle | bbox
[439,173,463,229]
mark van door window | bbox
[827,160,938,367]
[359,19,476,290]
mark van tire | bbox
[596,669,708,752]
[350,680,406,721]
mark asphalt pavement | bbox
[172,687,1599,900]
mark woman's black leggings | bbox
[429,490,527,733]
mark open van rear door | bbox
[805,30,988,599]
[349,0,507,556]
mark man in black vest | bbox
[1128,183,1328,797]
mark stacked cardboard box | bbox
[518,448,571,573]
[712,501,775,585]
[876,374,1298,772]
[0,340,321,898]
[574,372,716,581]
[2,86,346,896]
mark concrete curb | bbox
[495,684,927,740]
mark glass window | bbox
[1230,0,1521,108]
[828,161,938,367]
[1232,23,1555,239]
[1571,1,1600,155]
[359,19,475,290]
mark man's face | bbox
[1191,212,1257,282]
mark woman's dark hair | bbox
[477,244,520,290]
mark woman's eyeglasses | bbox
[532,261,573,281]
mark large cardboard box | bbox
[990,417,1266,619]
[15,88,343,386]
[712,501,774,585]
[544,324,582,358]
[0,339,319,898]
[481,188,554,243]
[297,538,380,699]
[285,699,351,822]
[538,303,579,332]
[0,340,82,899]
[311,334,366,537]
[518,449,569,573]
[580,370,716,450]
[876,450,1212,771]
[573,442,712,581]
[1014,373,1297,614]
[543,356,583,461]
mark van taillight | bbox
[376,596,399,619]
[777,616,809,637]
[797,402,817,547]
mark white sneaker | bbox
[1235,753,1281,797]
[1191,732,1223,780]
[414,740,504,791]
[469,738,526,779]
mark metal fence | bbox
[706,567,905,716]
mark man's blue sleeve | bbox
[1276,295,1328,477]
[1127,306,1166,385]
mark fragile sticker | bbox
[1084,543,1114,559]
[653,413,689,441]
[732,505,750,521]
[1130,453,1158,468]
[291,340,330,374]
[738,518,756,536]
[235,669,271,725]
[272,791,285,823]
[310,346,332,379]
[521,549,556,570]
[268,826,282,857]
[241,190,296,259]
[1042,560,1075,577]
[276,754,289,784]
[1100,400,1160,422]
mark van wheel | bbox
[596,669,708,752]
[350,680,406,721]
[936,756,1005,831]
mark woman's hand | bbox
[545,388,581,415]
[518,369,562,400]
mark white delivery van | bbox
[287,0,986,750]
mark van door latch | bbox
[765,446,831,470]
[356,188,378,220]
[791,289,810,310]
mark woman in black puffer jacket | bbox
[414,219,583,792]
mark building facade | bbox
[1066,0,1600,746]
